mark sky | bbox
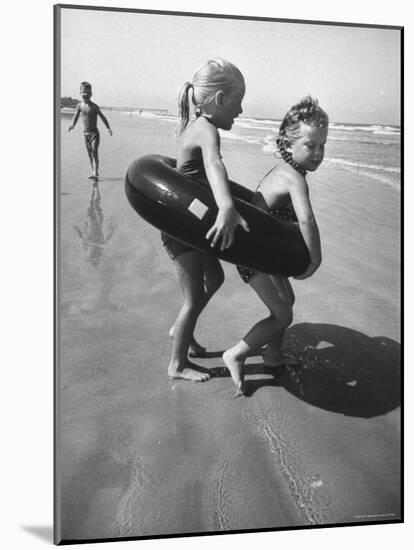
[59,7,401,125]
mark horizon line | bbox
[59,103,400,128]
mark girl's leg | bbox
[168,251,210,381]
[170,255,224,356]
[263,277,296,366]
[223,273,293,394]
[242,273,293,354]
[192,255,224,354]
[284,277,295,307]
[201,254,225,304]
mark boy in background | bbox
[68,82,112,180]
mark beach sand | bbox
[56,113,401,542]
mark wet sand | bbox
[56,113,401,542]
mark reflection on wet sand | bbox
[73,183,117,267]
[70,183,123,313]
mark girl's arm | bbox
[289,176,322,279]
[199,122,249,249]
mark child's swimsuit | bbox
[236,200,298,284]
[161,157,209,260]
[84,130,100,150]
[236,146,307,284]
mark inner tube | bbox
[125,155,310,276]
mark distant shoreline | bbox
[59,107,399,130]
[60,105,169,115]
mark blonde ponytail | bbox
[177,81,194,136]
[176,58,245,136]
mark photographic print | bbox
[54,4,402,545]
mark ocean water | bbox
[111,110,401,191]
[59,109,401,321]
[234,118,400,191]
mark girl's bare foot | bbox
[222,349,245,397]
[168,360,210,382]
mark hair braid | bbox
[275,136,307,176]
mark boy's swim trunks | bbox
[84,130,100,149]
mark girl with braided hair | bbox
[223,96,329,396]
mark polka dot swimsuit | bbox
[236,202,298,283]
[236,146,306,284]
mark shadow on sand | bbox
[207,322,401,418]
